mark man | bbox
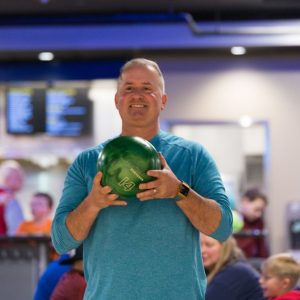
[51,58,232,300]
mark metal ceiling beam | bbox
[0,0,300,16]
[1,19,300,53]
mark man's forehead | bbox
[121,65,157,78]
[123,80,152,86]
[118,64,163,91]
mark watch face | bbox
[180,182,190,197]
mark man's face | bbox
[115,65,167,131]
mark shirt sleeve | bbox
[51,152,91,254]
[193,146,233,241]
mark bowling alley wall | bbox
[0,54,300,256]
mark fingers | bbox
[93,171,104,190]
[158,152,167,168]
[110,200,128,206]
[91,172,127,208]
[146,153,168,178]
[136,188,158,201]
[138,152,180,200]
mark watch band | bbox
[177,181,191,199]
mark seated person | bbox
[16,192,53,236]
[259,253,300,300]
[51,245,86,300]
[235,188,269,258]
[201,234,265,300]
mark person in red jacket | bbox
[235,188,269,258]
[0,187,9,234]
[259,253,300,300]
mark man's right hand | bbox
[66,172,127,242]
[86,172,127,211]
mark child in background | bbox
[16,192,53,236]
[259,253,300,300]
[236,188,269,258]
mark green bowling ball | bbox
[97,136,161,198]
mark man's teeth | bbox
[131,104,145,107]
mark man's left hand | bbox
[136,153,181,201]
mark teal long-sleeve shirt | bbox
[51,131,232,300]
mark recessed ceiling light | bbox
[38,52,54,61]
[231,46,246,56]
[239,115,253,128]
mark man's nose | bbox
[131,89,144,98]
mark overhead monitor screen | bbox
[5,86,92,137]
[45,88,92,137]
[5,87,46,134]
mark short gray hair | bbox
[118,58,165,93]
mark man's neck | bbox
[121,125,160,141]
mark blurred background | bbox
[1,1,300,298]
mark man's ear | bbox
[114,93,119,108]
[161,94,168,111]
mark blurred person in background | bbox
[16,192,53,236]
[0,187,8,234]
[51,245,86,300]
[0,160,25,235]
[16,192,58,261]
[201,234,266,300]
[34,253,72,300]
[259,253,300,300]
[235,188,269,258]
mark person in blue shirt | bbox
[51,58,232,300]
[201,234,265,300]
[33,254,72,300]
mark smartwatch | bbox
[177,181,191,199]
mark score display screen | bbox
[6,87,46,134]
[46,88,92,137]
[5,87,92,137]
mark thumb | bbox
[158,152,168,169]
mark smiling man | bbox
[51,58,232,300]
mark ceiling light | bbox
[239,115,253,128]
[231,46,246,56]
[38,52,54,61]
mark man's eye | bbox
[144,87,152,92]
[125,86,133,92]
